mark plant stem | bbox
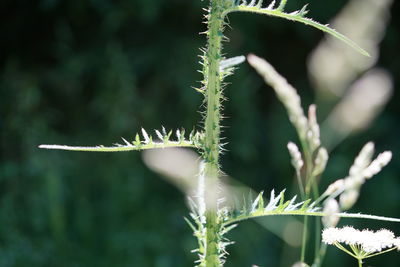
[203,0,225,266]
[312,182,321,263]
[364,247,397,259]
[204,1,223,166]
[205,210,220,266]
[312,243,327,267]
[300,143,313,262]
[301,215,309,262]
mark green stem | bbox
[300,143,313,262]
[295,169,306,200]
[358,258,363,267]
[205,210,220,266]
[204,2,223,165]
[334,242,357,258]
[301,215,309,262]
[312,183,321,263]
[202,1,225,266]
[313,243,327,267]
[364,247,398,259]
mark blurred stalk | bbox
[46,171,66,244]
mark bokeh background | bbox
[1,0,399,266]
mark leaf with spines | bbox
[39,128,203,152]
[226,0,370,57]
[223,189,400,226]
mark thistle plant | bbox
[39,0,399,266]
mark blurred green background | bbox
[1,0,399,266]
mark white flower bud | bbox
[247,54,308,141]
[324,179,345,196]
[307,104,321,152]
[322,198,340,228]
[339,189,359,210]
[344,175,364,190]
[349,142,374,176]
[363,151,392,179]
[313,147,328,176]
[287,142,304,170]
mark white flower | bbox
[287,142,304,170]
[322,226,398,254]
[322,227,340,244]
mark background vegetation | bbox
[1,0,399,266]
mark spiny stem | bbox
[205,211,220,266]
[204,3,223,166]
[202,0,225,266]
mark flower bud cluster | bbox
[322,142,392,210]
[287,142,304,171]
[322,226,400,254]
[307,105,321,152]
[247,54,308,140]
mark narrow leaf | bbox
[227,5,369,57]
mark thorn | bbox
[121,137,132,146]
[298,4,309,16]
[277,0,286,11]
[267,0,276,9]
[155,129,163,141]
[141,128,150,143]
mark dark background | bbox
[0,0,399,266]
